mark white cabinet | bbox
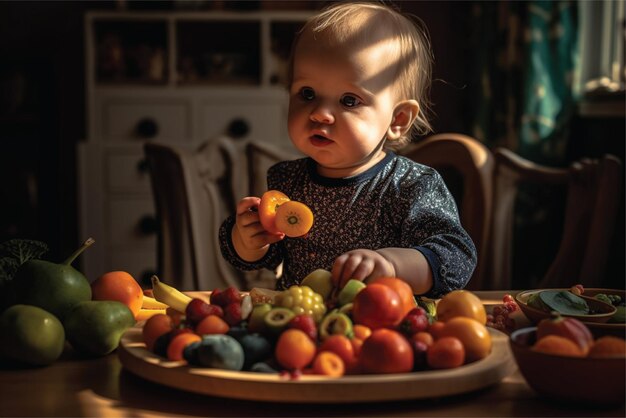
[78,10,309,284]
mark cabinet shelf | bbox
[81,9,311,282]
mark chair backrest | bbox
[489,149,623,289]
[399,133,495,290]
[246,140,303,197]
[144,140,245,291]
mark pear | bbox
[13,238,95,320]
[64,300,135,356]
[301,269,333,300]
[0,304,65,366]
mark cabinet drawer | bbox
[105,149,151,193]
[101,100,192,142]
[107,198,156,248]
[199,102,283,142]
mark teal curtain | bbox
[471,0,579,165]
[469,1,580,288]
[520,1,579,164]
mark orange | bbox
[353,324,372,341]
[436,290,487,325]
[195,315,229,335]
[587,336,626,358]
[370,277,416,316]
[359,328,414,374]
[166,332,201,361]
[411,331,434,348]
[92,271,143,318]
[532,335,585,357]
[438,317,492,362]
[427,336,465,369]
[142,313,174,351]
[312,351,345,377]
[275,200,314,237]
[258,190,291,234]
[275,329,317,370]
[318,334,355,365]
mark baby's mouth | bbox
[310,134,333,146]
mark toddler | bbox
[219,2,476,298]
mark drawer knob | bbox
[136,118,159,139]
[138,215,158,235]
[137,158,150,173]
[227,118,249,139]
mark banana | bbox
[150,275,192,313]
[136,308,167,322]
[142,295,169,310]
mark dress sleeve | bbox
[218,215,285,272]
[402,168,477,298]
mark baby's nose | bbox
[309,105,335,124]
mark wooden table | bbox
[1,291,624,417]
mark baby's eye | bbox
[340,94,361,108]
[299,87,315,101]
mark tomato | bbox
[359,328,414,374]
[142,313,174,351]
[370,277,416,316]
[258,190,290,234]
[352,283,404,329]
[436,290,487,325]
[428,320,446,340]
[427,336,465,369]
[438,316,492,362]
[195,315,229,335]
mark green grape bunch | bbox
[274,285,327,323]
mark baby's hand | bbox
[331,249,395,289]
[233,197,284,252]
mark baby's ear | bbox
[387,100,419,140]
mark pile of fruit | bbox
[0,238,149,367]
[144,269,494,377]
[531,312,626,358]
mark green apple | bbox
[301,269,334,300]
[337,279,366,306]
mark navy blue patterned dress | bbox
[219,152,476,298]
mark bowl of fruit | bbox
[117,273,518,403]
[515,287,617,324]
[509,314,626,405]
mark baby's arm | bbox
[330,248,433,295]
[231,196,284,262]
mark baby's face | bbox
[288,31,402,178]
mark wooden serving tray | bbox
[118,325,516,403]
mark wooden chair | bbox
[143,139,247,291]
[489,149,623,289]
[399,133,495,290]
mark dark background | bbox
[0,1,623,287]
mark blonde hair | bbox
[289,1,433,148]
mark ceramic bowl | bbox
[509,327,626,405]
[515,289,616,324]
